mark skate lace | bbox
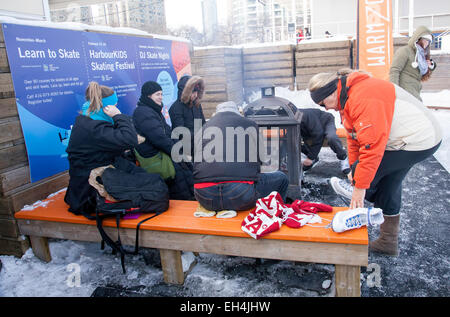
[340,180,353,193]
[302,209,332,228]
[281,208,332,228]
[305,218,332,228]
[345,215,362,228]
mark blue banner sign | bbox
[2,23,192,183]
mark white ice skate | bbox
[330,176,353,200]
[331,207,384,233]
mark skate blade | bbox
[338,195,351,206]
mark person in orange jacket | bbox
[308,68,442,256]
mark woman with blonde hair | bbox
[64,82,139,214]
[308,68,442,256]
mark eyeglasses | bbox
[318,101,326,108]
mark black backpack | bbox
[84,157,169,273]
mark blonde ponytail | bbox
[85,82,115,114]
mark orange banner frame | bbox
[357,0,393,80]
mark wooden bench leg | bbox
[159,249,184,285]
[29,236,52,263]
[335,264,360,297]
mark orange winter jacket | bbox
[337,72,396,189]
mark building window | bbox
[432,33,442,49]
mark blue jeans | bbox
[194,171,289,211]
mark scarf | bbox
[415,43,429,76]
[82,92,118,124]
[138,93,164,114]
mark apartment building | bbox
[228,0,310,44]
[49,0,167,34]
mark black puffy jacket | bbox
[169,76,206,155]
[193,111,260,184]
[298,108,335,160]
[133,99,195,200]
[64,114,138,214]
[133,100,174,158]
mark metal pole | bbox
[394,0,399,34]
[303,0,308,30]
[408,0,414,36]
[309,0,314,38]
[272,0,275,42]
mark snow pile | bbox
[421,90,450,108]
[20,188,66,211]
[0,240,167,297]
[246,86,342,128]
[297,35,353,44]
[421,90,450,173]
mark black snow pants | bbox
[352,142,441,215]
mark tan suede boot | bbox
[369,214,400,256]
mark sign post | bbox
[357,0,393,80]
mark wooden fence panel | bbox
[192,47,244,117]
[296,40,353,90]
[243,44,295,100]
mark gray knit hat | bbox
[215,101,241,115]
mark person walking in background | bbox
[296,28,304,44]
[308,68,442,256]
[169,75,206,158]
[389,26,437,101]
[299,108,350,175]
[305,27,311,39]
[64,82,138,214]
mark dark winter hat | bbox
[310,78,339,106]
[141,81,162,97]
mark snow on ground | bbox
[0,89,448,297]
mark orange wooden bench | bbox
[336,127,346,139]
[15,189,368,296]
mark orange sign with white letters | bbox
[357,0,393,80]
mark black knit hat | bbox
[141,81,162,96]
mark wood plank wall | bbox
[192,47,244,118]
[422,54,450,91]
[296,40,353,90]
[243,44,295,100]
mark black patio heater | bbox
[243,87,303,200]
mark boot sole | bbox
[369,244,399,257]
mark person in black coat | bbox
[169,75,206,158]
[64,82,139,214]
[133,81,195,200]
[133,81,174,159]
[193,101,289,211]
[298,108,350,174]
